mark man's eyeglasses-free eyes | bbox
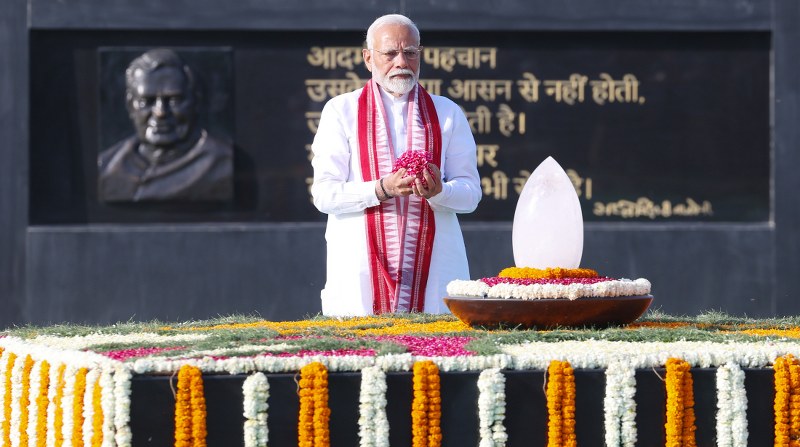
[371,47,423,62]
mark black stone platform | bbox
[129,368,774,446]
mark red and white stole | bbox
[357,80,442,314]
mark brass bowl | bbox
[444,295,654,330]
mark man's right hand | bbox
[383,168,415,198]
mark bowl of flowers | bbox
[444,157,653,329]
[445,267,653,329]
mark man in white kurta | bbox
[311,14,481,316]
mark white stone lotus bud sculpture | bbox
[512,156,583,269]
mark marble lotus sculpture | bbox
[512,156,583,269]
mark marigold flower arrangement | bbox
[664,358,696,447]
[498,267,599,280]
[71,367,89,447]
[6,313,800,446]
[298,362,330,447]
[546,360,577,447]
[774,354,800,447]
[31,359,50,447]
[2,351,15,447]
[412,360,442,447]
[174,364,207,447]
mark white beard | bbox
[375,68,419,95]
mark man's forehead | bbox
[373,24,418,47]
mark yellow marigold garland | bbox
[19,355,35,447]
[298,362,330,447]
[426,362,442,447]
[35,360,50,447]
[774,354,800,447]
[174,365,207,447]
[665,358,696,447]
[412,362,429,447]
[562,362,577,447]
[298,368,313,447]
[546,360,576,447]
[3,352,18,447]
[312,366,330,447]
[411,360,442,447]
[72,367,88,447]
[791,360,800,446]
[498,267,599,280]
[90,377,104,447]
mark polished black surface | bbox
[29,31,769,223]
[128,368,774,446]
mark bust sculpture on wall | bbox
[98,48,233,202]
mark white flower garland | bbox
[0,350,9,445]
[26,360,43,447]
[447,278,651,300]
[358,366,389,447]
[477,368,507,447]
[9,354,25,447]
[7,324,800,447]
[82,368,100,447]
[716,362,748,447]
[61,364,77,447]
[242,372,269,447]
[503,339,800,370]
[46,361,60,447]
[99,368,116,447]
[604,361,637,447]
[113,367,133,447]
[30,332,207,351]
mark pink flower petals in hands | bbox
[392,150,434,188]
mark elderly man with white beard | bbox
[311,13,482,316]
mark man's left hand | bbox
[412,163,443,199]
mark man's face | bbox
[127,66,195,148]
[363,24,420,96]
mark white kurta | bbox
[311,87,482,316]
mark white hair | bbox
[365,14,420,49]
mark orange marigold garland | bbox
[562,362,577,447]
[412,362,429,447]
[90,376,104,447]
[312,365,330,447]
[35,360,51,447]
[3,352,18,447]
[498,267,599,280]
[665,358,696,447]
[546,360,576,447]
[298,362,330,447]
[790,360,800,447]
[19,355,35,447]
[174,365,207,447]
[298,367,314,447]
[72,367,88,447]
[412,360,442,447]
[425,362,442,447]
[774,354,800,447]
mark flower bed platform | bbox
[1,313,799,446]
[126,368,775,447]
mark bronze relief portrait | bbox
[98,48,234,202]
